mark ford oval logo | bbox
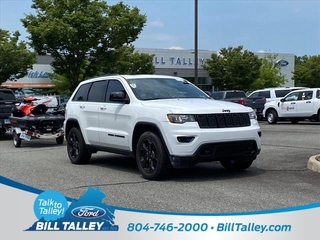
[71,206,106,219]
[277,59,289,67]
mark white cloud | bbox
[258,50,266,53]
[168,46,184,50]
[149,21,164,27]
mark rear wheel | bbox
[13,132,21,148]
[220,159,254,171]
[56,136,64,144]
[266,109,278,124]
[67,127,91,164]
[136,131,171,180]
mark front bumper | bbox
[169,140,261,168]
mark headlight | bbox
[248,111,257,120]
[167,114,196,123]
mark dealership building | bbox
[1,48,295,91]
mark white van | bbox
[248,87,308,103]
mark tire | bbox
[13,132,21,148]
[67,127,91,164]
[290,119,299,124]
[136,131,171,180]
[56,136,64,145]
[0,128,6,135]
[266,109,278,124]
[220,159,253,171]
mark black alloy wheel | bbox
[67,127,91,164]
[136,131,171,180]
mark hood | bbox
[141,98,252,114]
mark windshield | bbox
[127,78,209,100]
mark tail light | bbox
[238,98,244,105]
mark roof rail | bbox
[96,73,120,77]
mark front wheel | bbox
[67,127,91,164]
[13,132,21,148]
[266,109,278,124]
[220,159,254,171]
[136,131,171,180]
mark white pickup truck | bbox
[263,88,320,124]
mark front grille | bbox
[195,113,250,128]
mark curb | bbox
[307,155,320,173]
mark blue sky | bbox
[0,0,319,56]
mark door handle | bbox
[306,101,311,103]
[79,105,85,109]
[100,106,107,110]
[291,102,296,104]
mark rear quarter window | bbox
[72,83,91,101]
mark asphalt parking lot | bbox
[1,120,320,213]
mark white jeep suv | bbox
[64,74,262,180]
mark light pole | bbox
[194,0,198,86]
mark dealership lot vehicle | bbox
[0,89,18,135]
[263,88,320,124]
[9,97,65,147]
[248,87,307,103]
[210,90,266,120]
[64,74,261,180]
[1,121,320,213]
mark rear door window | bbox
[275,90,290,97]
[258,91,271,98]
[87,81,107,102]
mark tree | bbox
[102,46,155,74]
[250,53,287,90]
[293,55,320,87]
[203,46,261,92]
[21,0,148,92]
[0,29,36,84]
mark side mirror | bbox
[110,91,130,104]
[280,98,285,102]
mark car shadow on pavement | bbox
[89,154,265,182]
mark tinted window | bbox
[72,83,91,101]
[275,90,290,97]
[106,80,126,102]
[225,91,246,99]
[0,90,15,100]
[249,92,259,98]
[87,80,107,102]
[257,91,270,98]
[211,92,224,100]
[302,91,313,100]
